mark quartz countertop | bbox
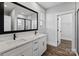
[0,34,46,54]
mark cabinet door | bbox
[39,36,47,56]
[22,46,33,56]
[2,42,32,56]
[43,37,47,52]
[33,39,39,56]
[39,38,43,56]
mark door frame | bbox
[57,15,62,46]
[77,9,79,53]
[56,10,75,51]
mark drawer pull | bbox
[34,42,38,44]
[34,48,38,51]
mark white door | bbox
[57,16,61,46]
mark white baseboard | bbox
[72,48,78,56]
[47,41,57,47]
[61,37,72,41]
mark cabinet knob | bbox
[34,42,38,44]
[34,48,38,51]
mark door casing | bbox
[56,10,75,51]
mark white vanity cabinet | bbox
[39,36,47,55]
[32,35,47,56]
[21,46,33,56]
[1,34,47,56]
[32,39,39,56]
[2,42,33,56]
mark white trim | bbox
[56,10,75,16]
[61,38,72,41]
[47,41,57,47]
[72,48,78,56]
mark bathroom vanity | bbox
[0,2,47,56]
[0,34,47,56]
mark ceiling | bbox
[37,2,63,10]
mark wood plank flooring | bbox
[42,39,76,56]
[42,45,76,56]
[58,39,72,51]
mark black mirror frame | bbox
[0,2,38,34]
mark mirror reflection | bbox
[4,2,37,32]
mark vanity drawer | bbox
[2,42,32,56]
[33,39,38,45]
[33,48,39,56]
[33,39,39,50]
[22,46,33,56]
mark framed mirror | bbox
[0,2,38,34]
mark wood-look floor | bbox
[58,39,72,51]
[42,39,76,56]
[42,45,76,56]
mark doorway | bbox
[57,11,74,51]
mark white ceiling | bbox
[37,2,63,9]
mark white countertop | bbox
[0,34,47,54]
